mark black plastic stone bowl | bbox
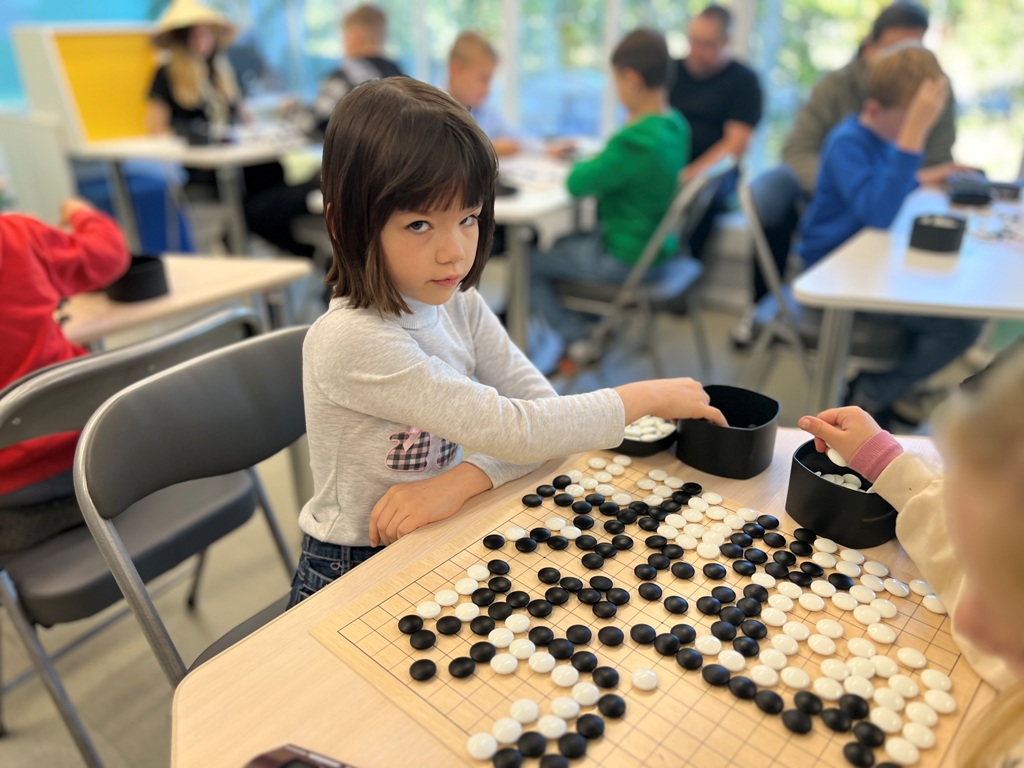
[675,385,779,479]
[786,440,897,549]
[616,429,677,457]
[105,255,168,303]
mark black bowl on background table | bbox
[786,440,897,549]
[105,255,168,303]
[675,385,778,479]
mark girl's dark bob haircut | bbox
[321,76,498,315]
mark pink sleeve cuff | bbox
[848,431,904,483]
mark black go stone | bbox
[578,588,601,605]
[597,694,627,719]
[581,553,605,570]
[470,641,496,662]
[449,656,475,678]
[489,602,514,621]
[566,625,592,644]
[671,624,697,644]
[558,733,587,759]
[409,659,436,681]
[733,560,757,577]
[843,742,876,768]
[489,576,512,593]
[585,493,606,506]
[522,493,543,507]
[493,748,522,768]
[572,513,594,529]
[662,544,684,560]
[757,514,780,529]
[794,527,817,542]
[662,499,682,513]
[671,561,695,580]
[547,536,570,551]
[552,475,572,490]
[711,620,737,641]
[516,537,539,553]
[559,576,583,592]
[518,732,547,759]
[741,620,768,639]
[839,693,870,721]
[822,708,853,733]
[671,491,691,504]
[635,563,658,580]
[829,573,856,591]
[507,591,531,609]
[648,554,671,570]
[742,523,766,539]
[488,559,511,575]
[788,571,813,588]
[645,535,669,549]
[629,501,650,513]
[436,616,462,635]
[654,633,681,656]
[782,709,813,735]
[398,615,423,634]
[598,626,624,646]
[639,583,663,601]
[755,690,785,715]
[719,543,744,559]
[549,638,576,659]
[790,540,814,557]
[681,482,703,495]
[598,502,620,516]
[576,714,605,739]
[594,543,617,559]
[733,636,760,657]
[590,576,613,591]
[765,563,790,579]
[593,601,617,619]
[648,507,668,522]
[592,666,619,688]
[527,599,553,618]
[730,532,754,548]
[773,550,797,566]
[762,531,787,549]
[744,548,768,565]
[701,664,730,686]
[470,616,495,635]
[800,561,825,578]
[616,508,639,525]
[664,596,689,614]
[603,520,626,535]
[853,721,886,748]
[530,527,551,542]
[538,567,561,584]
[638,517,659,532]
[702,563,728,580]
[545,587,570,606]
[736,597,762,617]
[696,596,722,615]
[631,624,657,644]
[575,535,598,550]
[571,501,593,515]
[607,588,630,606]
[728,675,757,700]
[571,651,599,672]
[794,691,824,715]
[743,584,769,603]
[719,606,746,625]
[528,626,554,646]
[676,648,703,670]
[409,630,435,650]
[483,534,506,550]
[536,485,557,497]
[553,493,574,507]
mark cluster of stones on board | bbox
[396,455,955,768]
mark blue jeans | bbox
[287,534,384,608]
[855,314,984,409]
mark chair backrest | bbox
[0,110,75,224]
[739,165,804,310]
[0,307,262,452]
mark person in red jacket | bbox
[0,198,130,552]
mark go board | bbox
[311,450,983,767]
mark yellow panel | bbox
[54,30,158,142]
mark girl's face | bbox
[380,204,481,305]
[945,465,1024,681]
[188,24,218,60]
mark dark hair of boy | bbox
[610,28,672,89]
[869,2,929,43]
[321,77,497,315]
[697,4,733,37]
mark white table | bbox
[793,188,1024,413]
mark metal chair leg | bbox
[0,571,104,768]
[249,467,297,576]
[687,295,713,381]
[185,551,208,611]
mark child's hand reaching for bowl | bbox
[798,407,883,464]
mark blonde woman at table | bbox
[0,199,130,551]
[289,77,725,606]
[799,347,1024,764]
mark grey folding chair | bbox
[74,324,308,689]
[739,165,910,390]
[554,155,737,384]
[0,307,293,768]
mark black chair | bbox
[0,308,294,767]
[739,165,910,389]
[74,325,308,689]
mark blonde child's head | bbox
[342,4,387,57]
[447,32,498,109]
[321,78,497,315]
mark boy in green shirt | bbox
[530,28,690,367]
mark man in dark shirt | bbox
[669,4,762,261]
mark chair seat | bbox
[753,286,911,360]
[5,472,255,628]
[189,594,289,672]
[554,255,703,306]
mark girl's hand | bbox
[798,407,883,463]
[616,378,728,427]
[368,463,492,547]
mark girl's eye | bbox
[407,220,430,233]
[461,214,480,226]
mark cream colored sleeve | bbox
[874,453,1015,690]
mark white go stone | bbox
[697,542,721,560]
[854,605,882,625]
[637,478,657,491]
[606,463,625,476]
[751,572,777,589]
[580,478,599,490]
[840,548,866,564]
[612,454,632,466]
[456,577,480,595]
[850,585,877,604]
[490,654,518,675]
[799,593,826,612]
[695,635,723,655]
[565,484,585,498]
[504,525,527,541]
[644,494,664,507]
[702,531,726,547]
[889,674,920,699]
[761,607,788,627]
[832,592,859,612]
[737,507,760,522]
[702,491,723,504]
[811,580,837,599]
[528,652,556,674]
[706,506,728,521]
[456,602,481,622]
[870,706,903,734]
[537,715,567,740]
[777,581,803,599]
[572,681,601,705]
[816,619,844,639]
[872,654,899,679]
[921,668,952,692]
[844,675,875,699]
[551,697,580,719]
[510,698,540,724]
[905,701,939,727]
[903,722,936,750]
[594,472,613,484]
[724,514,747,530]
[509,639,536,660]
[435,589,459,606]
[416,601,442,619]
[567,470,584,483]
[467,564,491,581]
[665,513,688,528]
[657,525,679,539]
[492,717,523,744]
[489,628,515,648]
[467,732,499,760]
[587,457,607,469]
[768,594,794,612]
[826,447,848,467]
[718,650,747,672]
[874,687,906,712]
[611,494,632,506]
[683,523,706,539]
[813,676,844,701]
[596,484,616,497]
[781,667,811,689]
[814,537,839,554]
[860,574,886,592]
[711,522,733,535]
[688,497,709,512]
[884,578,911,598]
[551,665,580,688]
[676,534,699,550]
[631,669,659,691]
[654,485,674,499]
[922,594,946,614]
[868,622,897,645]
[885,737,920,766]
[560,526,582,540]
[847,638,877,659]
[648,468,668,482]
[808,634,836,656]
[505,614,531,634]
[783,621,811,641]
[545,517,566,531]
[771,634,799,655]
[666,476,684,489]
[836,561,863,578]
[909,579,932,597]
[897,647,928,670]
[750,665,779,687]
[863,560,890,577]
[759,649,789,670]
[924,689,957,714]
[821,659,850,681]
[848,657,876,679]
[871,598,899,619]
